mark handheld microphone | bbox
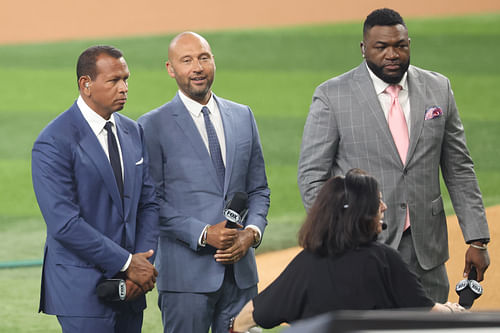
[96,279,127,302]
[455,266,483,309]
[223,192,248,229]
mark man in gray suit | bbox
[138,32,270,333]
[297,8,490,302]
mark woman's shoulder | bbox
[355,242,403,262]
[363,242,409,269]
[361,241,395,252]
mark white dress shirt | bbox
[77,96,131,271]
[178,90,226,165]
[77,96,125,177]
[366,65,411,136]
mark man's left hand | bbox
[214,229,254,264]
[125,279,145,301]
[464,243,490,281]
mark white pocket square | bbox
[135,157,144,165]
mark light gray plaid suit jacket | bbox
[298,62,489,270]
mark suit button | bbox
[403,169,408,175]
[400,203,406,209]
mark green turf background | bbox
[1,13,499,332]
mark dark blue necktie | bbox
[104,121,124,199]
[201,106,225,186]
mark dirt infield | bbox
[2,0,500,44]
[4,0,498,312]
[257,206,500,310]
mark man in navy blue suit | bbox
[138,32,270,333]
[32,45,159,333]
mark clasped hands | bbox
[207,220,254,264]
[124,249,158,301]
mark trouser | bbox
[159,266,257,333]
[57,308,143,333]
[397,228,449,303]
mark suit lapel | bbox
[352,64,402,165]
[115,115,134,220]
[171,94,223,192]
[71,105,124,215]
[216,96,233,196]
[406,66,426,166]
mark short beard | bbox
[186,80,213,103]
[366,59,410,84]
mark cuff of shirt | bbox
[245,225,262,248]
[198,225,210,247]
[120,253,132,272]
[466,238,490,244]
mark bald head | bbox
[166,31,216,105]
[168,32,212,62]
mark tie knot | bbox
[104,121,113,132]
[201,106,210,116]
[386,85,401,98]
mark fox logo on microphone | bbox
[223,192,248,228]
[224,208,243,223]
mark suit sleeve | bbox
[32,134,129,278]
[298,84,340,211]
[440,80,489,241]
[244,107,270,240]
[133,124,160,261]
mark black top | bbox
[252,242,434,328]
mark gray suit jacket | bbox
[298,62,489,269]
[138,93,270,292]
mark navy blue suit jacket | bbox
[32,101,159,317]
[138,93,270,293]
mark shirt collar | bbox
[77,95,116,136]
[178,90,217,116]
[365,63,408,95]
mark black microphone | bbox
[455,266,483,309]
[96,279,127,302]
[223,192,248,229]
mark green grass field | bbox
[1,13,499,332]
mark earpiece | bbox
[85,83,89,88]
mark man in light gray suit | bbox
[297,8,490,302]
[138,32,270,333]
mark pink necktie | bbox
[386,85,409,164]
[386,85,411,230]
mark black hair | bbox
[76,45,123,84]
[363,8,406,36]
[299,168,380,257]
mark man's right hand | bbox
[125,250,158,292]
[206,220,239,249]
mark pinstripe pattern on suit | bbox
[298,62,489,281]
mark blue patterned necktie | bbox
[104,121,124,199]
[201,106,225,186]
